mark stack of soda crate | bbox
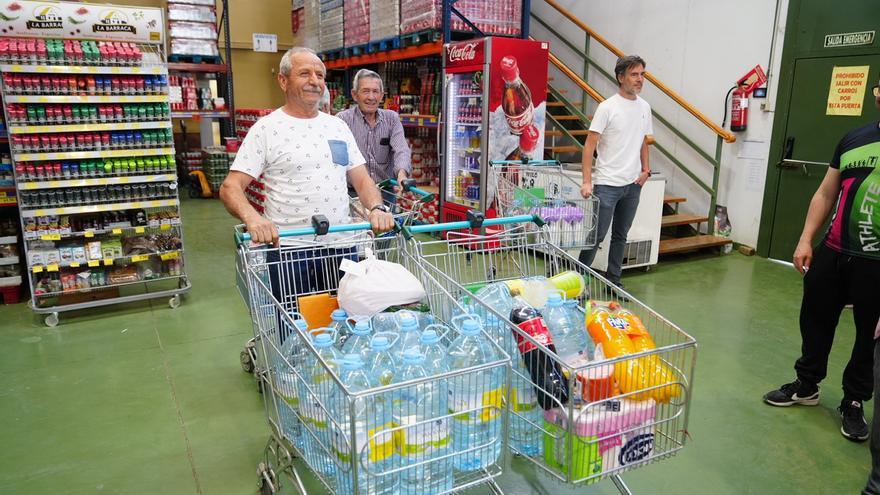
[400,0,521,36]
[369,0,400,41]
[234,109,272,213]
[343,0,369,49]
[201,147,231,193]
[319,0,344,53]
[167,0,220,61]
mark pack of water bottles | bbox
[267,305,510,495]
[408,221,697,487]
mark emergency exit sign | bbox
[824,31,875,48]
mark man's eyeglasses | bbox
[874,85,880,97]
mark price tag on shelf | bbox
[49,181,60,187]
[32,265,43,273]
[118,177,129,184]
[160,224,171,231]
[47,264,59,272]
[70,262,80,268]
[112,228,122,235]
[88,260,100,267]
[35,66,47,73]
[135,227,145,234]
[160,252,179,261]
[103,258,114,266]
[131,202,143,208]
[131,254,150,263]
[41,234,61,241]
[84,231,95,238]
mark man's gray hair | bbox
[352,68,384,93]
[279,46,319,76]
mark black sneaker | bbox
[839,400,870,442]
[763,379,820,407]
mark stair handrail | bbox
[542,0,736,144]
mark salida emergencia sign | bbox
[826,66,870,116]
[824,31,875,48]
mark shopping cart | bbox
[238,182,435,383]
[236,217,511,495]
[490,160,600,249]
[404,215,697,494]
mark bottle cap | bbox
[352,320,371,335]
[293,318,308,331]
[519,124,540,154]
[313,332,334,347]
[460,318,481,336]
[370,335,392,351]
[402,348,425,364]
[331,309,347,321]
[546,292,563,307]
[420,329,441,345]
[499,56,520,83]
[398,312,419,331]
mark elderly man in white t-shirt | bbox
[578,55,653,290]
[220,47,393,299]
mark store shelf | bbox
[25,222,180,242]
[0,275,22,286]
[5,95,169,104]
[0,64,167,75]
[33,273,185,298]
[167,62,229,73]
[171,111,230,119]
[30,249,182,272]
[9,121,172,135]
[0,256,20,266]
[400,114,439,128]
[20,198,179,218]
[15,148,174,162]
[325,41,443,70]
[0,235,17,244]
[18,174,176,191]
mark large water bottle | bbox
[483,313,541,456]
[371,312,398,334]
[329,309,352,348]
[299,330,341,475]
[340,320,372,360]
[474,282,516,319]
[278,315,309,449]
[367,333,399,388]
[330,355,370,494]
[543,292,590,365]
[396,349,454,495]
[564,298,594,358]
[446,317,504,472]
[420,326,450,374]
[395,311,423,363]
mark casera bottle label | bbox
[515,318,553,354]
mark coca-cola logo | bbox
[447,42,478,62]
[506,106,535,134]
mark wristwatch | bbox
[370,204,390,213]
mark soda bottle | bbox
[298,330,340,476]
[446,317,503,472]
[543,293,590,365]
[504,123,540,162]
[499,55,535,135]
[508,306,570,409]
[396,349,454,495]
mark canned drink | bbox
[71,105,81,121]
[101,133,111,148]
[26,106,36,122]
[88,106,98,122]
[49,134,59,150]
[40,134,51,150]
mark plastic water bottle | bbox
[446,317,504,472]
[299,330,341,475]
[279,315,309,449]
[329,309,351,348]
[564,298,594,358]
[371,312,398,334]
[340,320,372,360]
[483,314,541,456]
[395,311,423,363]
[543,292,590,365]
[474,282,516,320]
[330,355,370,495]
[420,326,450,375]
[367,333,399,388]
[396,349,453,495]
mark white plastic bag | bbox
[337,248,426,316]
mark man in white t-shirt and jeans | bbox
[578,55,653,290]
[219,47,393,304]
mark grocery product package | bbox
[344,0,370,47]
[337,247,425,315]
[369,0,399,40]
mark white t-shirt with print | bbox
[589,94,653,187]
[230,109,366,232]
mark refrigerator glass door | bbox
[444,70,484,208]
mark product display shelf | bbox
[1,29,190,326]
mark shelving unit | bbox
[0,3,190,326]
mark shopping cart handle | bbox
[238,215,397,241]
[489,159,561,167]
[404,214,545,235]
[378,178,435,202]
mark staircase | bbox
[534,0,733,257]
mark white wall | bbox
[530,0,789,247]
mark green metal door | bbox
[766,55,879,261]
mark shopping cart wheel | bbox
[257,462,278,494]
[168,295,181,309]
[240,348,255,374]
[44,312,59,328]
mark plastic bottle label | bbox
[367,422,396,463]
[514,318,553,354]
[449,387,503,422]
[398,416,450,455]
[510,386,537,413]
[330,419,396,464]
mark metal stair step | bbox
[661,213,708,228]
[659,234,732,255]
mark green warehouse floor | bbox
[0,198,873,494]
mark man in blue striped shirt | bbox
[337,69,412,190]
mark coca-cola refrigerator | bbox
[440,37,550,222]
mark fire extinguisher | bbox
[730,86,748,132]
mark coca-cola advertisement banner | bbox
[487,37,549,164]
[444,38,485,69]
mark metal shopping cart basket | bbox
[404,214,697,494]
[238,181,435,384]
[236,217,511,495]
[490,160,600,250]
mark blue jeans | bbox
[578,183,642,285]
